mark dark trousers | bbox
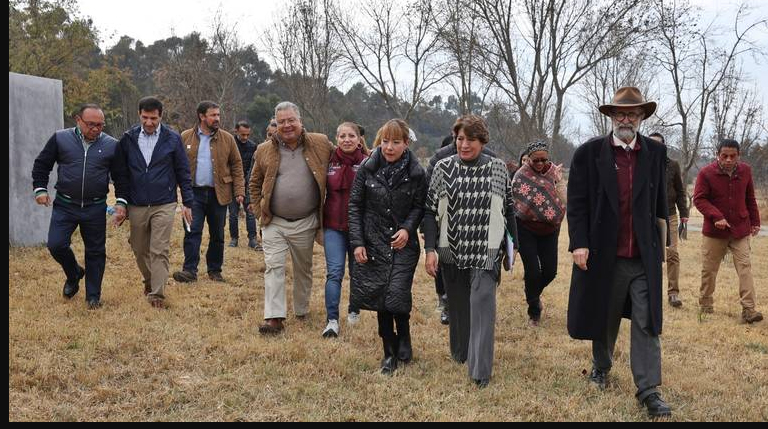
[377,310,410,340]
[442,264,498,381]
[517,224,559,320]
[228,198,256,239]
[434,266,445,296]
[47,200,107,301]
[183,187,228,274]
[592,257,662,401]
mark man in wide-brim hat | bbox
[566,86,672,418]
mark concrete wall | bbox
[9,72,64,246]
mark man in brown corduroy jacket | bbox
[172,101,245,284]
[249,101,333,335]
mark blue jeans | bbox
[47,199,106,301]
[228,197,256,239]
[183,187,228,275]
[323,228,355,321]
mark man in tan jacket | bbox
[173,101,245,283]
[249,101,333,334]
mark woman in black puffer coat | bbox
[348,119,427,376]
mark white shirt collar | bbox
[141,124,160,136]
[612,133,637,151]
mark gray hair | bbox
[275,101,301,120]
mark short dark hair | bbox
[78,104,102,117]
[452,115,489,145]
[196,101,220,119]
[235,120,251,130]
[649,132,665,144]
[138,97,163,115]
[717,138,740,154]
[440,135,455,148]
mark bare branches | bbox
[331,0,448,120]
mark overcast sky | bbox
[76,0,767,138]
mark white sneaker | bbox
[322,319,340,338]
[347,312,360,326]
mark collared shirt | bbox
[138,124,161,166]
[195,127,214,187]
[75,126,99,152]
[612,133,637,151]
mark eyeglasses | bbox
[611,111,642,121]
[81,120,105,129]
[530,158,549,164]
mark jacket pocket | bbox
[223,175,233,184]
[740,210,749,218]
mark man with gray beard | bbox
[567,87,671,418]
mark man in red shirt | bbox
[693,139,762,323]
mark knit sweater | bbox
[423,154,518,270]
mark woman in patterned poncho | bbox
[512,140,566,327]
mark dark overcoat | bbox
[566,134,668,339]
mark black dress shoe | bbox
[208,271,226,282]
[62,265,86,299]
[473,378,490,389]
[87,299,102,310]
[641,393,672,418]
[589,367,608,390]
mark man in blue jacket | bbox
[32,104,118,309]
[112,97,194,309]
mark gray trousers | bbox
[442,264,498,381]
[592,257,662,401]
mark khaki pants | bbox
[666,214,680,295]
[261,214,317,319]
[128,203,176,301]
[700,235,756,310]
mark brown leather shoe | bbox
[150,299,167,309]
[143,280,152,296]
[259,318,285,335]
[668,294,682,308]
[742,308,764,324]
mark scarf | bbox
[333,147,366,190]
[377,149,411,188]
[512,163,565,226]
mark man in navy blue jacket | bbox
[32,104,118,309]
[112,97,194,308]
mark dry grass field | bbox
[8,204,768,421]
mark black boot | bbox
[380,336,398,375]
[397,331,412,364]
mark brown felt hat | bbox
[599,86,657,119]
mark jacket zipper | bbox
[81,142,91,208]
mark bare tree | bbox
[264,0,340,132]
[710,64,765,159]
[652,0,767,186]
[472,0,651,147]
[331,0,449,121]
[435,0,496,115]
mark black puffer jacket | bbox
[349,148,427,314]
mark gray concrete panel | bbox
[9,72,64,246]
